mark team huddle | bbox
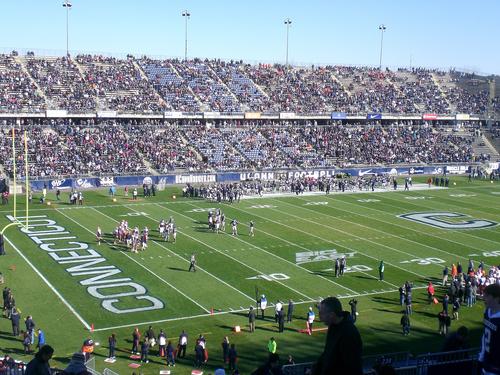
[106,221,152,253]
[100,218,177,253]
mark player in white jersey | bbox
[215,217,220,234]
[249,221,255,237]
[208,214,214,231]
[96,226,102,245]
[231,219,238,236]
[221,213,226,232]
[141,232,148,251]
[172,225,177,243]
[159,220,165,237]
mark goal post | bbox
[1,128,29,235]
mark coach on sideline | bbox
[311,296,363,375]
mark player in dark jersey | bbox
[479,284,500,375]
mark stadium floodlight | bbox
[182,10,191,61]
[378,24,386,70]
[62,0,72,57]
[284,18,292,66]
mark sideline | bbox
[3,235,91,330]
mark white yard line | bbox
[182,202,359,294]
[237,199,434,281]
[319,194,497,267]
[4,235,91,330]
[370,192,500,246]
[92,285,426,332]
[121,204,314,301]
[91,207,256,304]
[55,208,210,314]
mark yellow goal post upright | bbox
[1,128,29,235]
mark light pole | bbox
[284,18,292,66]
[62,0,72,57]
[182,10,190,61]
[378,24,386,70]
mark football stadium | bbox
[0,1,499,375]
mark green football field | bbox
[1,176,499,375]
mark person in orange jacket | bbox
[451,263,458,278]
[427,282,435,304]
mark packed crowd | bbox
[76,55,164,112]
[170,59,241,112]
[0,119,493,178]
[0,55,45,113]
[25,57,96,112]
[1,53,498,114]
[125,121,203,172]
[0,119,149,178]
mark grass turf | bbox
[0,176,499,374]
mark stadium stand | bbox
[75,55,164,112]
[0,54,45,113]
[0,118,496,178]
[139,58,200,112]
[0,52,499,114]
[24,56,96,112]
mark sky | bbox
[1,0,498,75]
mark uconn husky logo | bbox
[399,212,497,230]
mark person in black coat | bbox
[311,297,363,375]
[228,344,238,371]
[278,309,285,333]
[221,336,230,364]
[140,339,150,363]
[108,334,116,359]
[251,353,282,375]
[349,299,358,323]
[25,345,54,375]
[11,307,20,336]
[194,343,204,368]
[286,300,294,323]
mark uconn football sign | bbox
[6,214,164,314]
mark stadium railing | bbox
[282,361,313,375]
[102,368,119,375]
[363,351,413,370]
[415,347,479,375]
[285,348,479,375]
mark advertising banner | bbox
[244,112,262,119]
[422,114,438,120]
[331,112,347,120]
[366,113,382,120]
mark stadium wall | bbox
[27,165,486,191]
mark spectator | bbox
[251,353,282,375]
[311,296,363,375]
[61,352,91,375]
[25,344,53,375]
[442,326,469,352]
[401,311,410,336]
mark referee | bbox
[188,253,196,272]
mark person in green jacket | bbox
[379,260,385,281]
[267,337,277,355]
